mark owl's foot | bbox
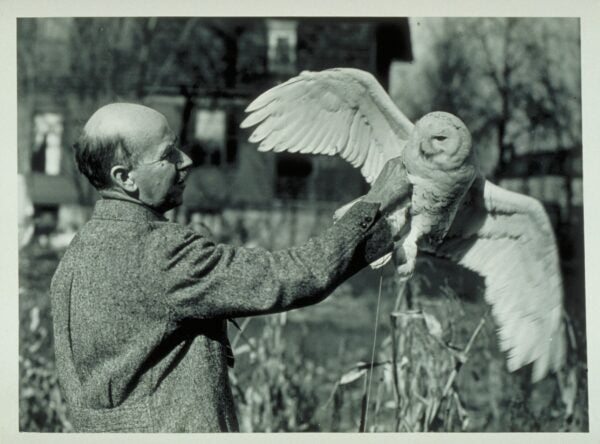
[396,259,416,280]
[395,234,418,279]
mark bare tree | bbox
[399,18,581,180]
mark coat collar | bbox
[92,197,168,223]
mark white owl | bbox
[241,68,566,383]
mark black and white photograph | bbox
[4,0,599,439]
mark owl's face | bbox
[407,111,475,172]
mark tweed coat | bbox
[50,197,393,432]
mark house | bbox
[144,18,414,212]
[17,17,414,239]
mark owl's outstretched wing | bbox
[435,178,565,382]
[241,68,414,183]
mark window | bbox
[190,108,237,167]
[266,19,298,74]
[275,153,312,200]
[32,113,63,175]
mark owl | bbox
[241,68,565,383]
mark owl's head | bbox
[408,111,475,171]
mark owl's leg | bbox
[370,206,411,270]
[395,228,420,279]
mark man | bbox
[50,103,410,432]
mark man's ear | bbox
[109,165,138,193]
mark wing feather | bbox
[299,112,333,154]
[351,117,371,167]
[240,103,276,128]
[248,120,274,144]
[332,109,355,153]
[436,178,565,381]
[313,123,338,155]
[345,112,364,164]
[242,68,414,183]
[286,120,323,153]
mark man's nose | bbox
[177,150,193,170]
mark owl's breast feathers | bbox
[408,164,479,250]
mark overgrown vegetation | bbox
[19,235,587,432]
[19,245,72,432]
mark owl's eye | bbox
[433,135,447,141]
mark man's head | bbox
[74,103,193,213]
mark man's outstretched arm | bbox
[147,158,410,321]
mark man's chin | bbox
[168,190,185,209]
[152,195,184,215]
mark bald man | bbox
[50,103,410,432]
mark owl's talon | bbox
[396,260,416,279]
[396,230,418,279]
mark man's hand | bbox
[362,157,411,214]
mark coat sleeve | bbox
[147,202,395,321]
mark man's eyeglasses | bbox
[139,140,185,166]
